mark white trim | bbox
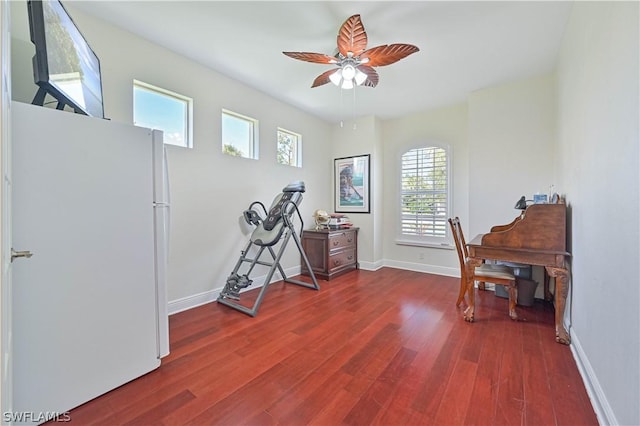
[169,261,463,314]
[395,239,455,250]
[133,79,193,149]
[168,265,300,315]
[221,108,259,159]
[358,259,384,271]
[570,331,616,426]
[383,259,459,278]
[168,288,219,316]
[276,127,302,167]
[397,142,453,246]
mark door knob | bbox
[11,249,33,262]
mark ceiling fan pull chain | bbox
[340,87,345,127]
[352,85,357,130]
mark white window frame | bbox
[221,109,259,159]
[133,80,192,148]
[276,127,302,167]
[396,143,452,248]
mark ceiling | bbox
[70,1,573,124]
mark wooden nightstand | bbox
[300,227,359,280]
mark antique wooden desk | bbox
[466,203,572,345]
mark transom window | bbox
[398,145,451,246]
[133,80,192,148]
[277,128,302,167]
[222,109,258,159]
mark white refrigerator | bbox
[11,101,170,419]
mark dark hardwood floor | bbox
[66,268,598,425]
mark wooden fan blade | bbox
[283,52,338,64]
[311,69,338,88]
[360,44,419,67]
[357,65,379,87]
[337,14,368,57]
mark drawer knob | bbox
[347,255,353,260]
[347,238,353,243]
[333,241,339,246]
[333,260,341,266]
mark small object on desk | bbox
[514,195,533,210]
[533,193,548,204]
[328,213,352,229]
[313,209,331,230]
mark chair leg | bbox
[507,284,518,320]
[456,277,467,307]
[463,275,475,322]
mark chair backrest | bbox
[448,217,468,273]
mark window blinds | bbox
[401,147,448,238]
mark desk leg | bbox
[463,258,482,323]
[544,268,553,302]
[545,265,570,345]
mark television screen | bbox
[28,0,104,118]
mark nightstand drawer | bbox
[328,230,357,251]
[329,248,356,272]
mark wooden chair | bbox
[448,217,518,321]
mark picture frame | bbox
[334,154,370,213]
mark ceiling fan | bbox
[283,14,419,90]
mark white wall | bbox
[468,73,556,237]
[467,74,557,294]
[9,1,332,307]
[331,115,383,270]
[556,2,639,425]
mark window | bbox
[133,80,192,148]
[398,145,451,246]
[277,128,302,167]
[222,109,258,159]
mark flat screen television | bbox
[27,0,104,118]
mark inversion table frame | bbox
[217,197,319,317]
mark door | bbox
[11,101,160,416]
[1,0,13,419]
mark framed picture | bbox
[334,154,370,213]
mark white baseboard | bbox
[570,330,617,426]
[168,288,220,315]
[169,261,459,315]
[358,259,384,271]
[168,266,300,315]
[383,259,460,278]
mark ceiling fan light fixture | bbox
[329,66,363,90]
[283,14,419,90]
[329,70,343,86]
[355,69,367,85]
[342,64,356,81]
[341,79,354,90]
